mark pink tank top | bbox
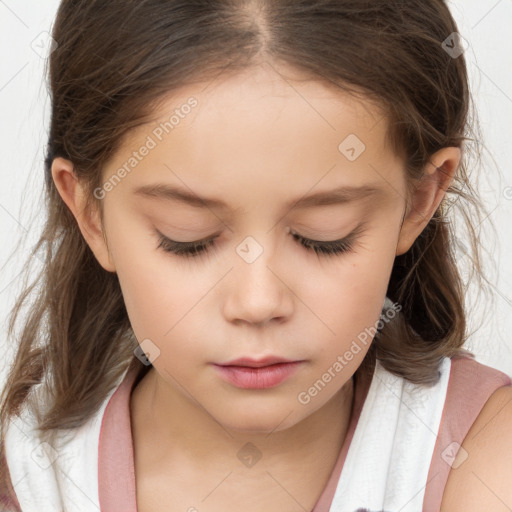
[98,354,511,511]
[1,355,510,511]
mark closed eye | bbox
[155,223,365,261]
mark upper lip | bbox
[216,356,300,368]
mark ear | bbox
[51,157,116,272]
[396,147,461,256]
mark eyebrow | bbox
[133,183,384,212]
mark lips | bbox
[218,356,298,368]
[211,356,305,389]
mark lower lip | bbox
[212,362,303,389]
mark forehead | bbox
[121,62,390,152]
[105,62,403,213]
[147,63,388,141]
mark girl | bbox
[1,1,511,511]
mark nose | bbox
[222,236,294,327]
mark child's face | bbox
[98,63,408,432]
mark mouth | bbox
[212,359,304,389]
[217,356,300,368]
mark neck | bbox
[130,365,356,477]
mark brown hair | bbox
[1,0,495,500]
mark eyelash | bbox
[156,225,364,260]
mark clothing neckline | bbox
[98,362,374,512]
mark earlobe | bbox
[395,147,461,256]
[51,157,116,272]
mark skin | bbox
[50,61,493,510]
[440,384,512,512]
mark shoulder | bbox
[440,383,512,511]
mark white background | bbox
[1,0,511,388]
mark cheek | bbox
[115,259,219,379]
[116,259,212,350]
[102,208,210,347]
[296,228,398,354]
